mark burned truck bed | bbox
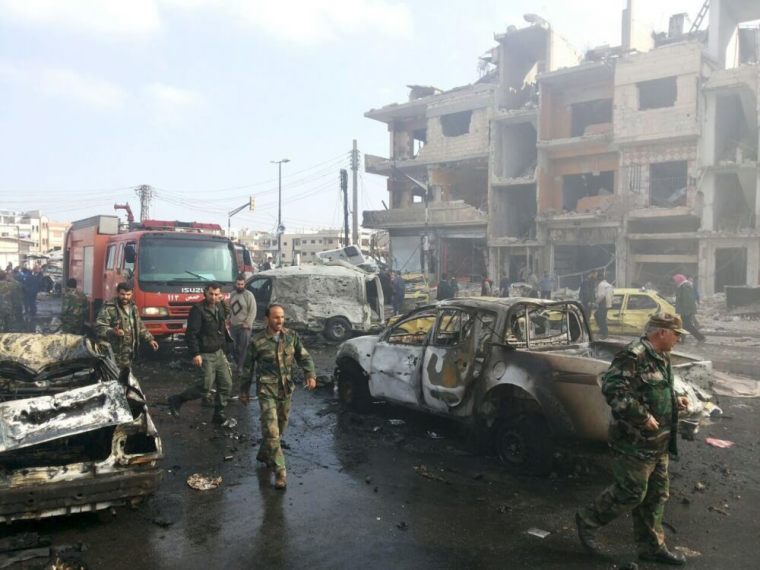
[0,334,163,523]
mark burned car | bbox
[0,334,162,522]
[335,298,714,474]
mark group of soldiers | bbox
[53,267,693,559]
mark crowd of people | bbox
[0,263,52,331]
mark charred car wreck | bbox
[0,334,162,523]
[336,298,715,474]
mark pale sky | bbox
[0,0,701,234]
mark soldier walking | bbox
[576,313,689,566]
[60,278,89,335]
[240,304,316,490]
[168,282,235,426]
[0,271,14,332]
[95,282,158,371]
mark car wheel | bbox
[336,360,371,413]
[324,316,352,342]
[494,414,553,475]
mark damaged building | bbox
[364,0,760,296]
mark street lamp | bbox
[271,158,290,267]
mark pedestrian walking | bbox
[391,271,406,315]
[481,273,493,296]
[96,282,159,371]
[595,275,614,338]
[436,273,452,301]
[538,273,554,300]
[228,274,257,377]
[60,278,89,335]
[449,275,459,298]
[576,313,689,566]
[499,272,510,297]
[168,282,235,426]
[240,304,316,489]
[673,274,705,343]
[579,271,598,320]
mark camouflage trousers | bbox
[179,349,232,410]
[257,382,293,472]
[578,452,670,554]
[0,310,11,332]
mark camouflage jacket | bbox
[95,299,154,359]
[60,287,89,333]
[9,280,23,312]
[241,327,316,391]
[0,281,13,314]
[602,338,679,459]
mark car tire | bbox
[493,414,553,476]
[324,316,352,343]
[336,360,372,413]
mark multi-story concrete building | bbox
[0,210,70,259]
[364,0,760,295]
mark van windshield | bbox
[138,236,237,284]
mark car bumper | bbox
[0,468,163,523]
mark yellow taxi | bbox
[591,288,676,336]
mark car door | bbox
[605,293,625,335]
[369,310,436,406]
[246,277,272,320]
[421,309,495,413]
[621,292,660,334]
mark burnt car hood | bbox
[0,334,134,452]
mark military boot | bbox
[167,394,184,417]
[274,469,287,490]
[639,546,686,566]
[575,513,602,554]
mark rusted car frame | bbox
[0,334,163,523]
[335,298,713,474]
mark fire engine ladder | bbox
[689,0,710,34]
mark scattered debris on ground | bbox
[413,464,449,483]
[187,473,223,491]
[705,437,735,449]
[526,528,551,539]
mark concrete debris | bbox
[708,505,730,516]
[694,482,706,492]
[413,464,449,483]
[496,504,512,514]
[396,521,408,531]
[705,437,735,449]
[426,431,445,439]
[674,546,702,558]
[526,528,551,539]
[388,419,405,426]
[186,474,222,491]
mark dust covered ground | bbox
[2,295,760,569]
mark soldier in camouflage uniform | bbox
[95,282,158,371]
[0,271,13,332]
[60,278,89,335]
[8,272,24,326]
[576,313,690,566]
[167,282,235,426]
[241,303,316,489]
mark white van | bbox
[246,263,384,342]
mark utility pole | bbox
[135,185,154,222]
[271,159,290,267]
[351,139,359,245]
[341,169,349,247]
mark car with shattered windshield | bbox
[0,334,163,523]
[335,298,714,474]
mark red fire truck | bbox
[64,215,239,338]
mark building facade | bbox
[364,0,760,295]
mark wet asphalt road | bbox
[4,298,760,569]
